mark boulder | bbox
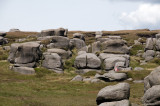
[71,75,83,82]
[108,36,122,39]
[0,32,6,37]
[42,53,62,71]
[104,57,127,71]
[145,38,154,50]
[69,38,86,49]
[78,51,86,56]
[144,50,155,61]
[99,100,129,106]
[92,41,101,53]
[8,42,41,65]
[47,48,71,59]
[95,31,103,39]
[40,28,68,37]
[156,33,160,39]
[12,66,35,75]
[155,38,160,51]
[76,69,102,74]
[0,37,8,45]
[48,36,70,50]
[101,39,129,54]
[9,28,20,32]
[74,53,101,69]
[96,83,130,105]
[91,79,101,83]
[73,33,85,41]
[97,71,127,82]
[142,85,160,106]
[144,66,160,92]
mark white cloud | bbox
[120,4,160,30]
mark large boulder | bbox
[74,53,101,69]
[96,83,130,105]
[104,57,127,71]
[99,100,129,106]
[97,71,127,82]
[143,50,155,62]
[42,53,62,72]
[48,36,70,50]
[69,38,86,49]
[47,48,71,59]
[73,33,85,41]
[40,28,68,37]
[142,85,160,106]
[92,41,101,53]
[8,42,41,66]
[144,66,160,92]
[101,39,129,54]
[0,37,8,45]
[0,32,6,37]
[145,38,155,50]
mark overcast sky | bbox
[0,0,160,32]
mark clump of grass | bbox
[130,45,144,56]
[83,71,97,77]
[64,48,77,72]
[0,48,9,60]
[150,58,160,65]
[35,67,52,78]
[129,56,141,68]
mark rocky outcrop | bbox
[69,38,86,49]
[40,28,68,37]
[96,83,130,105]
[9,28,20,32]
[0,32,6,37]
[91,41,101,53]
[142,85,160,106]
[8,42,41,67]
[95,31,103,39]
[101,39,129,54]
[42,53,63,73]
[0,36,8,45]
[47,36,70,50]
[144,66,160,92]
[74,53,101,69]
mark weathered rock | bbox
[76,69,102,74]
[108,36,122,39]
[48,36,70,50]
[97,38,110,43]
[9,28,20,32]
[155,38,160,51]
[92,41,101,53]
[101,39,129,54]
[0,37,8,45]
[97,71,127,81]
[0,32,6,37]
[15,38,26,42]
[83,78,92,82]
[142,85,160,106]
[8,42,41,65]
[71,75,83,82]
[47,48,71,59]
[133,80,144,83]
[134,67,144,71]
[12,66,35,75]
[69,38,86,49]
[144,66,160,92]
[104,57,127,71]
[14,62,36,68]
[74,53,101,69]
[42,53,62,71]
[145,38,154,50]
[96,83,130,105]
[156,33,160,39]
[40,28,68,37]
[91,79,101,83]
[73,33,85,41]
[99,100,129,106]
[144,50,155,61]
[95,31,103,39]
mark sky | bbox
[0,0,160,32]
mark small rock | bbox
[133,80,144,83]
[134,67,144,71]
[71,75,83,82]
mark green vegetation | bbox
[0,47,9,60]
[130,45,144,56]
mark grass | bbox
[0,47,9,60]
[130,45,144,56]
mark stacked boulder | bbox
[96,83,130,106]
[143,33,160,61]
[8,42,41,74]
[142,66,160,106]
[74,52,102,73]
[0,32,8,45]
